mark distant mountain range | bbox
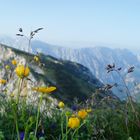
[0,36,140,99]
[31,41,140,99]
[0,43,118,104]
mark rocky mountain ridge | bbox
[0,44,117,104]
[0,36,139,99]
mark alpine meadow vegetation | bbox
[0,28,140,140]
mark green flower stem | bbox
[14,78,22,140]
[71,122,85,139]
[35,94,43,136]
[16,78,22,105]
[15,116,20,140]
[22,97,28,140]
[115,70,137,116]
[12,104,20,140]
[65,115,68,140]
[61,110,64,139]
[62,128,71,140]
[61,111,70,140]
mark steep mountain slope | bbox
[31,42,140,98]
[0,44,117,104]
[0,37,139,99]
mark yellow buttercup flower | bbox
[58,101,65,108]
[78,109,88,119]
[0,79,6,84]
[68,117,80,129]
[32,86,56,94]
[12,60,17,65]
[5,65,10,69]
[15,65,30,78]
[34,56,39,62]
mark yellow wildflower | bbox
[12,60,17,65]
[34,56,39,62]
[32,86,56,94]
[0,79,6,84]
[78,109,88,119]
[15,65,30,78]
[58,101,65,108]
[5,65,10,69]
[86,108,92,113]
[68,117,80,129]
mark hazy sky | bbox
[0,0,140,49]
